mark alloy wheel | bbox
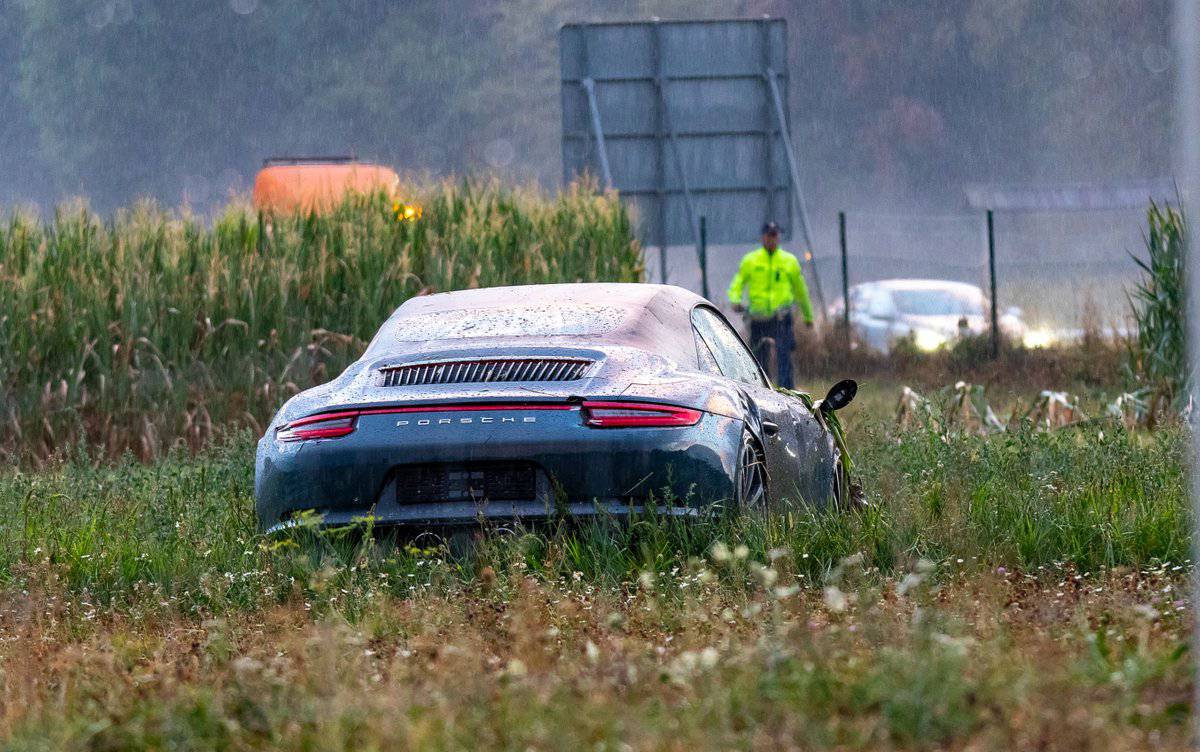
[736,432,767,511]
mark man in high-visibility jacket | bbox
[727,221,814,389]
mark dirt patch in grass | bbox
[0,565,1187,750]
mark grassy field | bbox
[1,192,1191,749]
[0,391,1189,750]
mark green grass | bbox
[0,413,1189,749]
[0,181,641,463]
[0,412,1184,621]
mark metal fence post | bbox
[1174,0,1200,739]
[699,216,710,300]
[839,211,850,354]
[987,209,999,358]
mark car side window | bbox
[693,329,723,375]
[691,307,765,387]
[866,290,896,320]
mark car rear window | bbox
[367,304,628,351]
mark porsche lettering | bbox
[394,415,536,427]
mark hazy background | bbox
[0,0,1173,209]
[0,0,1175,325]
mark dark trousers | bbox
[749,311,794,389]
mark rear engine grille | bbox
[394,462,537,503]
[379,358,591,387]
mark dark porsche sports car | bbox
[255,283,855,531]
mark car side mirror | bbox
[820,379,857,414]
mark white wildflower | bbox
[754,565,779,589]
[823,585,848,613]
[773,585,800,599]
[504,658,527,678]
[897,572,924,596]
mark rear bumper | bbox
[264,501,700,534]
[255,405,741,530]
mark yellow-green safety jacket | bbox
[727,246,814,322]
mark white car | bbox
[828,279,1026,353]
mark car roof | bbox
[376,283,710,362]
[396,282,706,314]
[854,278,984,295]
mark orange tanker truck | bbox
[251,156,403,214]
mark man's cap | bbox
[761,221,781,235]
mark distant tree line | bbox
[0,0,1174,211]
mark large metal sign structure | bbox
[560,18,819,293]
[964,179,1176,211]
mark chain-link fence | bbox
[646,206,1148,341]
[989,208,1144,331]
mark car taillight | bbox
[582,401,702,428]
[277,411,359,442]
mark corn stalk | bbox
[1127,202,1187,422]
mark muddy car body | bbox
[255,283,849,531]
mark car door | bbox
[690,306,805,502]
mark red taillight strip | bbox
[287,402,576,427]
[582,400,703,428]
[361,403,577,415]
[278,414,358,442]
[280,401,701,438]
[292,426,356,440]
[287,411,362,428]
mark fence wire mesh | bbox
[648,207,1148,338]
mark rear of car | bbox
[255,286,745,531]
[255,389,741,531]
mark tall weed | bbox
[1128,203,1186,417]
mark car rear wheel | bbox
[735,432,767,512]
[830,454,845,510]
[830,452,865,511]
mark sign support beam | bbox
[653,72,703,260]
[653,22,668,284]
[581,78,614,191]
[766,67,826,315]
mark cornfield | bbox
[1128,202,1186,419]
[0,180,642,463]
